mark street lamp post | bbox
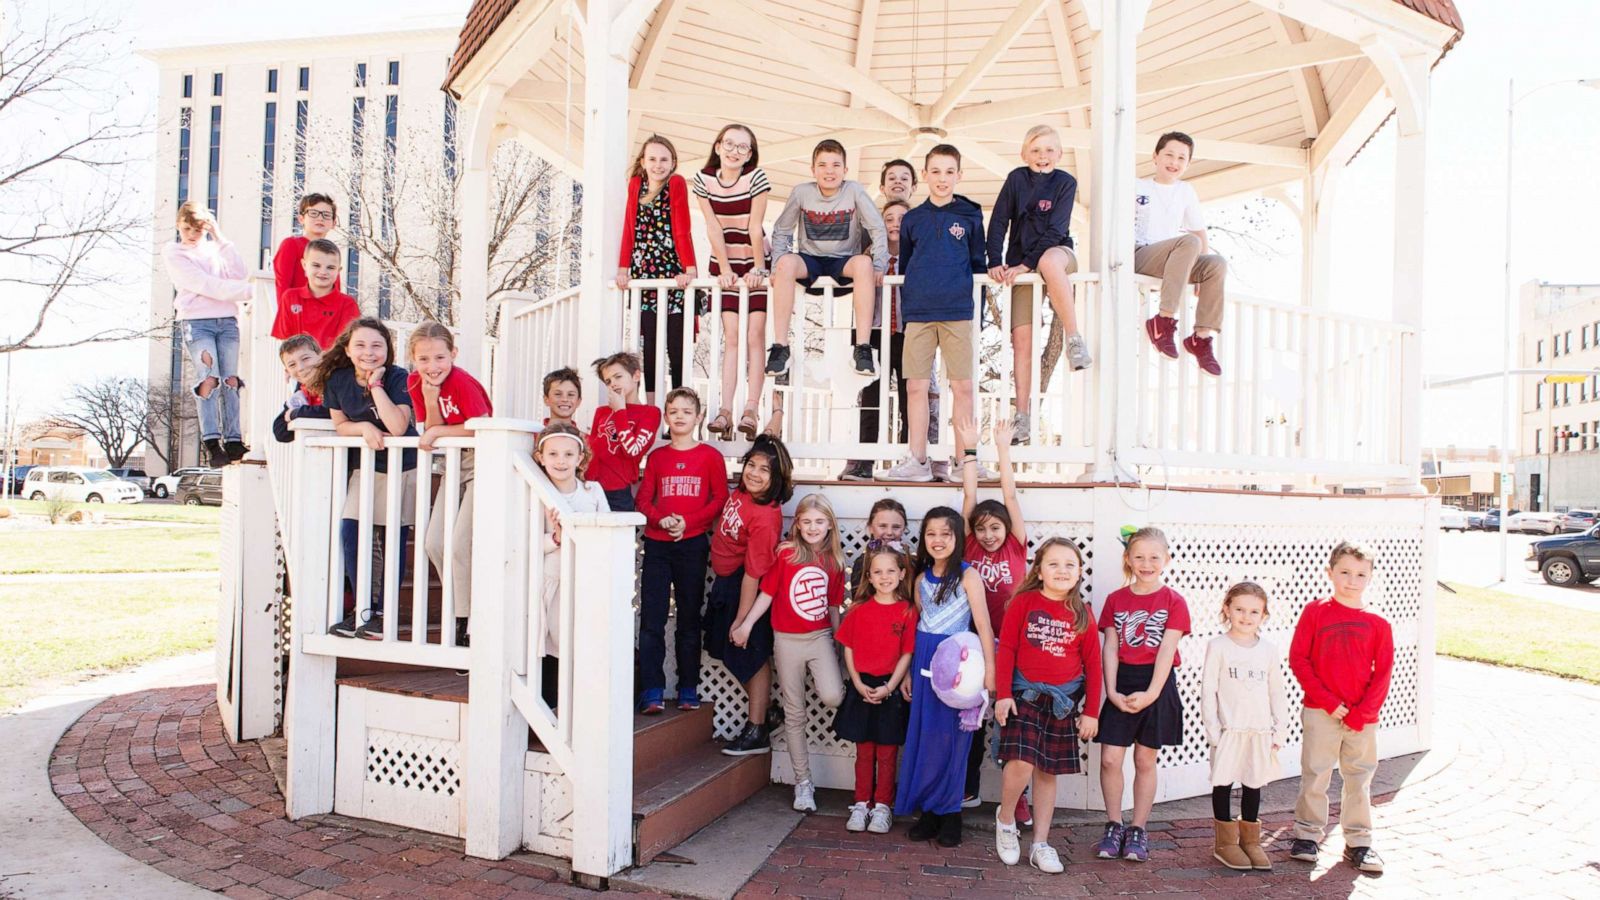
[1498,76,1600,583]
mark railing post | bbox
[464,416,537,859]
[243,272,281,462]
[284,418,338,818]
[566,510,644,881]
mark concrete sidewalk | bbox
[0,652,217,899]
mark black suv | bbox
[1527,527,1600,586]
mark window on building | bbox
[1536,429,1543,454]
[1584,423,1591,451]
[267,69,278,93]
[1567,331,1573,353]
[355,62,367,88]
[378,94,398,317]
[293,99,308,213]
[298,66,309,91]
[212,72,223,96]
[1585,325,1591,349]
[260,101,277,263]
[443,96,458,180]
[387,60,400,85]
[176,107,192,204]
[1583,381,1589,403]
[1537,383,1544,409]
[347,96,365,296]
[1552,337,1559,359]
[206,105,222,213]
[1564,383,1571,406]
[182,74,193,99]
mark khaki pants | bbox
[1294,707,1379,846]
[424,478,475,619]
[1134,234,1227,332]
[773,629,846,783]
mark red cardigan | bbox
[618,174,697,271]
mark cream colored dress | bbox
[538,481,610,657]
[1201,634,1289,788]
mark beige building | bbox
[1515,280,1600,510]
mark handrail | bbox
[506,285,583,320]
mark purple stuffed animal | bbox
[928,632,989,732]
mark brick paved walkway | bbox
[46,660,1600,899]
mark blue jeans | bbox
[638,534,710,694]
[181,316,241,441]
[340,519,411,616]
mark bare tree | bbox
[48,377,150,468]
[0,3,149,355]
[139,381,196,469]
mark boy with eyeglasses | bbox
[273,193,342,303]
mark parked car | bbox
[1438,505,1469,532]
[21,466,144,504]
[108,467,153,495]
[1479,508,1521,531]
[1527,526,1600,586]
[152,466,215,499]
[174,472,223,506]
[1558,509,1599,532]
[1507,511,1563,535]
[7,464,35,495]
[1465,510,1486,530]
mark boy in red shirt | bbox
[635,387,729,714]
[273,193,341,301]
[587,352,660,513]
[271,238,359,350]
[1288,541,1393,874]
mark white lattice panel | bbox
[522,752,574,857]
[335,686,466,837]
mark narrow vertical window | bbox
[206,105,222,214]
[355,62,367,88]
[267,68,278,93]
[182,74,193,99]
[260,101,277,264]
[176,107,193,204]
[212,72,223,96]
[298,66,309,91]
[293,99,308,215]
[387,60,399,85]
[347,97,365,296]
[378,94,398,317]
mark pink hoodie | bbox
[161,239,251,320]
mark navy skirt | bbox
[893,630,973,817]
[703,569,772,685]
[832,671,909,745]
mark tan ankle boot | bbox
[1213,819,1251,870]
[1238,819,1272,870]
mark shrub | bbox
[45,496,73,524]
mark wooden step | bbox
[632,707,713,780]
[337,668,468,701]
[631,743,770,866]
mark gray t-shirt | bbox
[771,180,889,273]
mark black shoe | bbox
[839,461,873,482]
[354,612,386,640]
[852,343,877,376]
[224,440,249,462]
[328,613,359,638]
[721,722,771,757]
[204,438,228,469]
[936,810,963,847]
[764,343,791,376]
[907,811,941,842]
[1289,838,1320,862]
[454,617,470,647]
[1344,845,1383,873]
[766,703,784,729]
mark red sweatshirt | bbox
[1288,597,1394,732]
[635,442,729,542]
[709,489,783,578]
[618,175,697,271]
[271,285,360,350]
[996,590,1103,714]
[587,404,661,491]
[273,235,342,300]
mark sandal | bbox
[762,409,784,440]
[708,409,734,441]
[737,408,760,440]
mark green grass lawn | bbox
[0,522,219,574]
[1439,583,1600,683]
[0,578,217,711]
[2,497,220,526]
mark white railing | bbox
[494,286,582,418]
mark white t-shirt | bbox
[1133,178,1205,247]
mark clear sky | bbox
[4,0,1598,456]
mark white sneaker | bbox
[929,459,951,482]
[793,779,816,813]
[845,801,868,832]
[948,457,999,483]
[1030,842,1064,874]
[995,814,1021,865]
[1012,411,1031,445]
[1065,333,1094,371]
[875,454,933,483]
[867,803,893,834]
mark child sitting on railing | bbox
[314,317,417,640]
[615,134,698,400]
[272,334,329,443]
[534,422,610,709]
[409,323,492,648]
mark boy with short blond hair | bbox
[1287,541,1394,874]
[271,238,359,350]
[272,334,330,443]
[273,193,341,301]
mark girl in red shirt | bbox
[992,538,1102,874]
[733,493,846,814]
[832,544,916,835]
[615,134,699,400]
[706,435,794,758]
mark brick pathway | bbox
[48,660,1600,898]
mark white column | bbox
[577,0,631,422]
[464,417,536,859]
[1087,0,1142,482]
[1387,52,1431,494]
[284,420,338,819]
[458,85,506,377]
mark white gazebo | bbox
[227,0,1461,887]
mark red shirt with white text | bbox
[709,489,783,578]
[760,546,845,635]
[587,404,661,491]
[836,598,916,677]
[634,442,729,542]
[964,532,1027,632]
[997,590,1102,711]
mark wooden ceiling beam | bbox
[1264,11,1331,138]
[928,0,1053,122]
[507,81,909,131]
[763,128,909,164]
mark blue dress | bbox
[894,564,976,817]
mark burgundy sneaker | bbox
[1183,332,1222,376]
[1145,314,1179,359]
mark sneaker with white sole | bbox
[793,779,816,813]
[1066,333,1093,371]
[995,813,1021,865]
[949,458,999,482]
[961,793,982,809]
[875,454,934,483]
[845,802,869,832]
[1030,842,1064,874]
[867,803,893,834]
[929,459,951,482]
[1011,411,1031,445]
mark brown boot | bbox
[1212,819,1251,870]
[1239,819,1272,870]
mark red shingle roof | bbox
[1393,0,1465,36]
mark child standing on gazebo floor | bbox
[615,134,698,400]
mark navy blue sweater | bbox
[900,195,987,323]
[986,167,1077,270]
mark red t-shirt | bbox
[997,590,1103,712]
[1097,585,1192,667]
[406,366,492,426]
[964,532,1027,632]
[1288,597,1395,732]
[709,489,783,578]
[273,235,342,300]
[634,443,729,542]
[271,286,360,350]
[760,546,845,635]
[587,404,661,491]
[836,598,916,677]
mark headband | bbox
[537,430,584,450]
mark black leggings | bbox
[1212,784,1261,822]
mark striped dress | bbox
[691,166,771,313]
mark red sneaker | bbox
[1145,314,1179,359]
[1183,332,1222,376]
